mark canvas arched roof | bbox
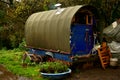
[25,5,97,53]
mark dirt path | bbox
[66,66,120,80]
[0,64,17,80]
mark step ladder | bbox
[97,42,112,69]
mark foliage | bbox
[0,0,53,49]
[0,10,5,19]
[0,49,69,79]
[0,49,42,79]
[97,0,120,25]
[15,4,30,20]
[40,62,68,73]
[14,0,47,21]
[57,0,90,7]
[0,0,120,49]
[18,38,27,51]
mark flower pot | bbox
[40,68,71,80]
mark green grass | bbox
[0,48,47,80]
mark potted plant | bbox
[39,61,71,80]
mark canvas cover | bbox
[25,5,87,53]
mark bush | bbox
[39,62,68,73]
[19,39,27,51]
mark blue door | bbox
[70,24,94,56]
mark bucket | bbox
[110,58,118,67]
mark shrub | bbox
[39,62,68,73]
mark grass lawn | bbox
[0,48,47,80]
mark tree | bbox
[0,0,55,49]
[0,0,120,49]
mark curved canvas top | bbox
[25,5,91,53]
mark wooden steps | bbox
[97,42,112,69]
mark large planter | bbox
[40,68,71,80]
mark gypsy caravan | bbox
[25,5,102,63]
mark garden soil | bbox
[66,66,120,80]
[0,64,120,80]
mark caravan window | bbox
[74,10,93,25]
